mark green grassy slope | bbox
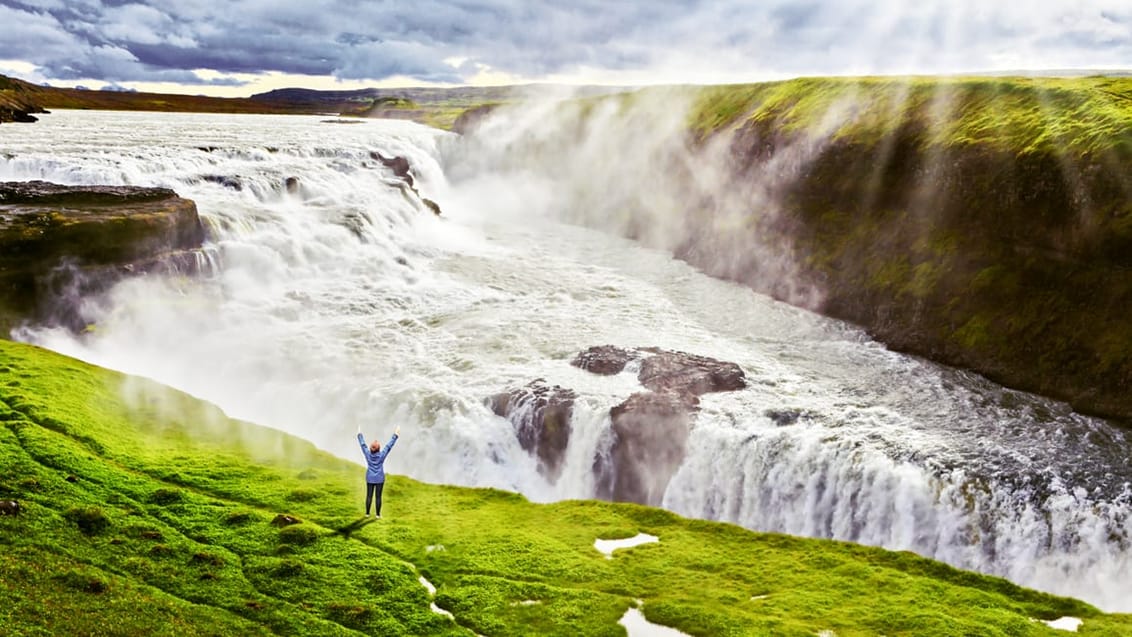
[1,340,1130,635]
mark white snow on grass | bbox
[619,607,690,637]
[1042,617,1083,632]
[418,575,453,620]
[594,533,659,558]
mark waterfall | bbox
[3,109,1130,611]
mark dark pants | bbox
[365,481,385,516]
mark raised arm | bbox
[379,428,399,458]
[357,432,369,457]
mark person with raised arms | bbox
[357,424,400,518]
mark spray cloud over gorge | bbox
[2,105,1130,612]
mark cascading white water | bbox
[2,109,1129,611]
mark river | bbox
[2,109,1128,611]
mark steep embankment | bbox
[678,77,1132,423]
[0,75,47,123]
[3,339,1128,635]
[0,181,206,332]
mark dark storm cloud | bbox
[0,1,1130,86]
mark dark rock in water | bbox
[199,174,242,190]
[489,379,576,482]
[10,112,37,123]
[368,151,445,216]
[284,176,300,194]
[491,345,749,506]
[571,345,638,375]
[581,346,746,505]
[765,409,802,426]
[0,180,206,332]
[636,347,747,396]
[597,391,699,505]
[370,151,414,188]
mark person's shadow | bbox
[334,517,376,538]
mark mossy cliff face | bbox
[0,181,205,331]
[685,77,1132,422]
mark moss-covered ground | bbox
[1,339,1131,635]
[683,75,1132,158]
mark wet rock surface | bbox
[570,345,636,375]
[488,379,577,482]
[369,151,442,215]
[0,181,206,331]
[495,346,746,505]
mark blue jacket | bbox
[358,432,398,483]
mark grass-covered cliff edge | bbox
[456,75,1132,424]
[2,339,1129,635]
[688,76,1132,424]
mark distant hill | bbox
[0,72,628,129]
[251,84,630,129]
[0,74,48,122]
[0,73,326,122]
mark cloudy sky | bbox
[1,0,1130,96]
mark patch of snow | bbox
[816,631,837,637]
[426,544,445,552]
[594,533,659,558]
[512,600,541,606]
[750,595,769,601]
[431,602,454,620]
[619,607,690,637]
[1043,617,1083,632]
[418,575,436,596]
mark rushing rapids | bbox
[1,110,1129,611]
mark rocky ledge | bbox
[0,90,45,123]
[0,181,206,331]
[489,345,746,505]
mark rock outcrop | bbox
[0,181,206,331]
[370,151,442,216]
[574,346,746,505]
[488,380,576,482]
[491,346,746,505]
[0,79,46,123]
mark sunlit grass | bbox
[2,339,1132,635]
[684,76,1132,158]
